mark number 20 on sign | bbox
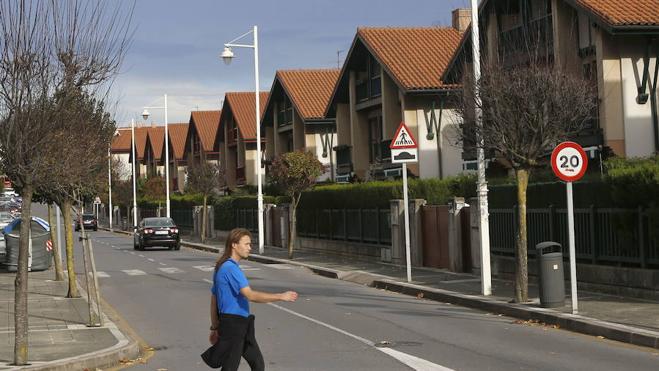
[551,141,588,314]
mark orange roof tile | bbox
[276,69,341,120]
[575,0,659,27]
[224,92,269,140]
[111,128,132,153]
[190,111,221,152]
[166,123,189,161]
[133,126,148,160]
[146,126,165,161]
[357,27,463,91]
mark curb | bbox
[115,233,659,351]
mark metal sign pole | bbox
[402,163,412,283]
[566,181,578,314]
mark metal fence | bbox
[171,208,193,232]
[297,208,391,246]
[235,208,258,232]
[490,206,659,268]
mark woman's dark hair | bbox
[214,228,252,271]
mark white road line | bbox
[266,264,294,270]
[241,267,261,271]
[193,265,215,272]
[268,303,453,371]
[147,258,155,262]
[129,252,135,255]
[159,262,167,266]
[158,267,184,274]
[203,279,213,284]
[95,271,110,278]
[138,254,145,258]
[122,269,147,276]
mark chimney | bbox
[452,8,472,33]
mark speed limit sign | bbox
[551,141,588,182]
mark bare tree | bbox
[456,61,596,303]
[186,162,222,243]
[269,151,323,259]
[0,0,133,365]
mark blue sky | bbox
[113,0,469,126]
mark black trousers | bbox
[201,314,264,371]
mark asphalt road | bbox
[59,227,656,371]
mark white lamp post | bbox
[142,94,170,218]
[222,25,265,254]
[131,118,138,228]
[108,148,113,230]
[470,0,492,296]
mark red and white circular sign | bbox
[551,142,588,182]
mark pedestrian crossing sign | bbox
[390,122,417,149]
[390,122,418,164]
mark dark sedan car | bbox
[75,214,98,231]
[134,217,180,251]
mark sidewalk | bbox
[181,238,659,350]
[0,268,140,370]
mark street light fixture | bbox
[131,119,138,228]
[221,25,265,254]
[142,95,171,218]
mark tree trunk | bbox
[201,195,207,243]
[288,197,298,259]
[14,184,32,366]
[62,199,79,298]
[514,168,530,303]
[48,204,64,281]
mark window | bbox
[578,12,594,52]
[357,55,382,101]
[368,115,383,162]
[277,96,293,127]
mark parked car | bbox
[75,214,98,231]
[133,217,180,251]
[0,211,14,256]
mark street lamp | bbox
[142,95,170,218]
[131,119,138,228]
[470,0,492,296]
[108,130,120,231]
[221,25,265,254]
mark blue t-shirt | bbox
[211,259,250,317]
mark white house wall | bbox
[112,153,131,181]
[619,41,657,158]
[312,133,337,181]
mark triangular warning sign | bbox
[390,122,417,149]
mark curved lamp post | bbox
[142,95,170,218]
[221,26,265,254]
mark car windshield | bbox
[144,218,175,227]
[83,215,95,221]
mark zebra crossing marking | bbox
[96,271,110,278]
[193,265,215,272]
[158,267,184,274]
[122,269,147,276]
[267,264,294,270]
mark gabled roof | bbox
[222,92,269,141]
[146,126,165,161]
[357,27,463,91]
[265,69,340,121]
[190,111,221,152]
[572,0,659,28]
[326,27,462,117]
[166,123,189,161]
[111,128,132,153]
[133,127,148,161]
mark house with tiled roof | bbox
[144,125,165,178]
[128,126,150,179]
[216,92,268,188]
[110,128,133,181]
[184,110,222,166]
[160,123,189,192]
[443,0,659,159]
[325,21,466,181]
[262,69,340,181]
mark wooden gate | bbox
[421,205,449,268]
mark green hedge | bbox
[213,195,280,230]
[298,175,477,210]
[605,156,659,208]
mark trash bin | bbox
[2,217,52,272]
[536,241,565,308]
